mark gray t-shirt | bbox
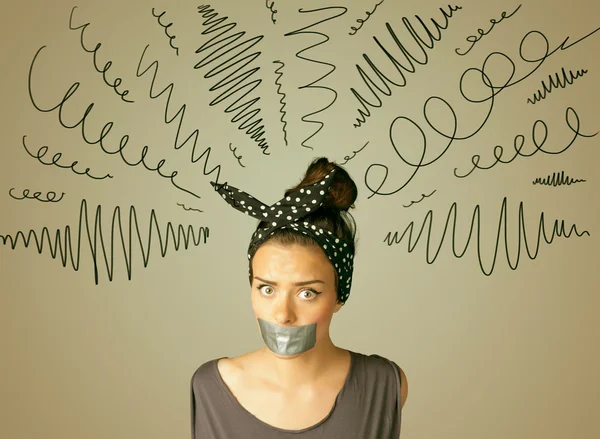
[190,350,402,438]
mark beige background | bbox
[1,0,599,438]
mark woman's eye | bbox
[300,289,317,299]
[259,285,274,295]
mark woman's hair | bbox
[248,157,358,293]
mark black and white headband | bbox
[211,169,354,304]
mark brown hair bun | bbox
[285,157,358,211]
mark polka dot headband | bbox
[211,169,355,304]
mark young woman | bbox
[190,158,408,438]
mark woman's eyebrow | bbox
[253,276,325,286]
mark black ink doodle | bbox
[527,67,589,104]
[9,188,65,203]
[152,8,180,56]
[383,197,589,275]
[272,60,289,146]
[403,190,436,208]
[28,46,201,199]
[0,199,209,284]
[533,171,586,187]
[349,0,385,36]
[363,26,600,198]
[21,135,113,180]
[265,0,278,24]
[135,45,224,186]
[454,107,597,178]
[69,7,134,103]
[455,4,522,56]
[284,6,348,149]
[340,141,369,165]
[351,5,462,128]
[229,143,245,168]
[195,5,269,155]
[177,203,204,213]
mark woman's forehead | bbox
[252,243,332,277]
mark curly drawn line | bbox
[351,5,462,128]
[272,60,289,146]
[229,143,245,168]
[527,67,588,105]
[403,189,436,208]
[68,7,134,103]
[9,188,65,203]
[21,135,113,180]
[195,5,270,154]
[454,107,597,178]
[0,199,209,284]
[340,141,369,165]
[349,0,385,36]
[152,8,180,56]
[177,203,204,213]
[455,4,521,56]
[265,0,278,24]
[384,197,589,275]
[532,171,586,187]
[284,6,348,149]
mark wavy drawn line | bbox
[350,5,462,128]
[349,0,385,36]
[265,0,278,24]
[533,171,586,187]
[68,7,134,103]
[527,67,589,105]
[272,60,289,146]
[454,106,597,178]
[21,135,113,180]
[340,141,369,165]
[195,5,270,155]
[403,190,436,208]
[229,142,245,168]
[383,197,589,275]
[29,46,202,200]
[9,188,65,203]
[177,203,204,213]
[152,8,180,56]
[0,199,209,284]
[284,6,348,149]
[136,45,224,190]
[455,4,522,56]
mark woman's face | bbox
[250,242,343,352]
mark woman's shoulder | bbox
[352,350,408,408]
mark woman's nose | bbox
[273,296,296,324]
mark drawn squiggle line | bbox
[229,142,245,168]
[22,135,113,180]
[403,190,436,208]
[527,67,588,105]
[284,6,348,149]
[383,197,589,275]
[340,141,369,165]
[272,60,289,146]
[351,5,462,128]
[0,199,209,284]
[195,5,269,154]
[349,0,385,36]
[266,0,278,24]
[9,188,65,203]
[152,8,180,56]
[136,45,224,188]
[533,171,586,186]
[177,203,204,213]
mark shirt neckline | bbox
[213,349,356,434]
